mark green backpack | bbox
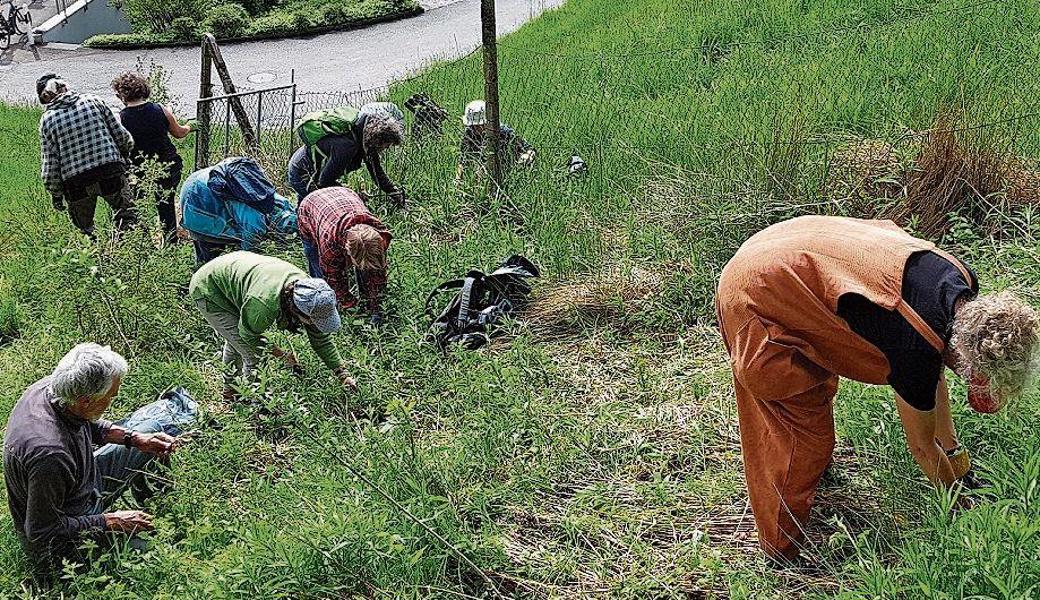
[295,106,361,173]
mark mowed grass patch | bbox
[3,0,1040,597]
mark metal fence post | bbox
[289,70,298,168]
[223,99,232,156]
[256,90,264,150]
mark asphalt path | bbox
[0,0,564,110]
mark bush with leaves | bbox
[113,0,206,33]
[87,0,421,47]
[238,0,280,16]
[290,10,313,29]
[205,3,250,37]
[169,17,199,40]
[319,3,352,26]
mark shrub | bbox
[238,0,280,16]
[169,16,199,39]
[319,3,353,26]
[113,0,207,33]
[205,3,250,38]
[291,10,314,30]
[83,32,177,47]
[133,57,179,108]
[249,12,295,36]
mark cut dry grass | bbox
[897,114,1012,236]
[826,114,1040,236]
[826,137,913,216]
[524,266,664,341]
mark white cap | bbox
[463,100,487,126]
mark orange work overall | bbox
[715,216,972,559]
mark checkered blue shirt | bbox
[38,92,133,198]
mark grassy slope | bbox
[2,0,1040,597]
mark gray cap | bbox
[292,278,341,334]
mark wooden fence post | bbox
[480,0,503,189]
[196,35,214,168]
[203,34,259,151]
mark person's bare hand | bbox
[273,347,305,375]
[135,432,181,458]
[517,149,536,166]
[104,510,153,534]
[336,368,358,392]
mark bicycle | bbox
[0,1,31,51]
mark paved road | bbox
[0,0,563,111]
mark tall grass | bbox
[2,0,1040,597]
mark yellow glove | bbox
[946,446,971,480]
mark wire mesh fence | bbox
[195,84,299,180]
[193,0,1040,242]
[195,83,403,185]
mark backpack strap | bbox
[893,249,976,354]
[307,144,331,190]
[424,279,466,319]
[456,275,480,329]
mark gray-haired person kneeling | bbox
[3,344,186,573]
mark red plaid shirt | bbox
[297,187,391,310]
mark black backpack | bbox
[425,255,540,350]
[404,92,449,140]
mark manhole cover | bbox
[247,71,277,84]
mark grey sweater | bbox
[3,377,112,563]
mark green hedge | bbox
[84,0,422,48]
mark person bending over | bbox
[297,186,391,324]
[716,215,1040,561]
[179,158,297,267]
[456,99,535,182]
[189,251,357,397]
[287,108,405,206]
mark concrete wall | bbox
[38,0,131,45]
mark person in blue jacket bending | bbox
[180,157,298,267]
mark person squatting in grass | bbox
[188,251,357,398]
[455,99,536,183]
[111,71,193,245]
[3,344,185,573]
[715,215,1040,562]
[297,186,391,326]
[287,105,407,206]
[179,158,298,267]
[37,73,139,238]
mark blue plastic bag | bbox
[117,387,198,436]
